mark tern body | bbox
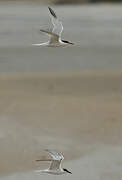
[36,149,72,175]
[37,169,66,175]
[33,7,74,47]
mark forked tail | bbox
[32,42,48,46]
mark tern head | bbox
[62,40,74,45]
[63,168,72,174]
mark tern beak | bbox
[68,42,74,45]
[63,168,72,174]
[68,171,72,174]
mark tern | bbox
[35,149,72,175]
[33,7,74,47]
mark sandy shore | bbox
[0,72,122,179]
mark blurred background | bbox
[1,0,122,3]
[0,1,122,180]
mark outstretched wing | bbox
[40,29,59,43]
[45,149,64,170]
[40,29,58,38]
[49,160,61,170]
[45,149,64,160]
[48,7,63,37]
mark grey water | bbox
[0,3,122,72]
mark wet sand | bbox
[0,72,122,179]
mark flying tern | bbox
[33,7,74,47]
[35,149,72,175]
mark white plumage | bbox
[32,7,74,47]
[35,149,72,175]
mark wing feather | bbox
[49,160,61,170]
[48,7,63,36]
[45,149,64,160]
[48,7,57,18]
[42,149,64,170]
[40,29,59,43]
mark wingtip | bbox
[40,29,44,32]
[48,7,52,12]
[48,6,57,18]
[48,6,51,13]
[44,149,53,153]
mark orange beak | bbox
[68,42,74,45]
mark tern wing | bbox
[40,29,59,44]
[45,149,64,161]
[45,149,64,170]
[49,160,62,170]
[48,7,63,37]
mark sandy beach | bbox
[0,72,122,180]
